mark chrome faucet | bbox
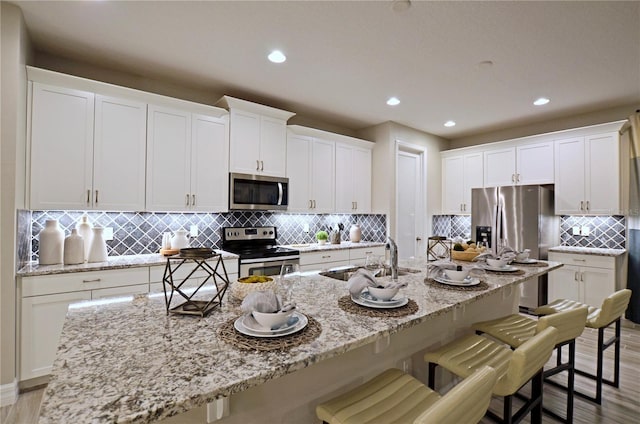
[386,237,398,281]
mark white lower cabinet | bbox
[19,267,149,382]
[348,246,386,266]
[548,252,623,306]
[299,249,350,271]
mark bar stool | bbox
[425,326,558,424]
[472,306,588,423]
[534,288,632,405]
[316,365,497,424]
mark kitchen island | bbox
[38,259,562,424]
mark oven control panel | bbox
[223,226,277,241]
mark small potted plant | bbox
[315,230,329,245]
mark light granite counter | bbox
[283,240,385,252]
[38,259,562,424]
[17,251,239,277]
[549,246,627,257]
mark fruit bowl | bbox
[451,250,481,261]
[230,276,276,300]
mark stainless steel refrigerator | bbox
[471,185,558,311]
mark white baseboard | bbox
[0,379,18,407]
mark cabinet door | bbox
[29,83,94,210]
[581,267,615,307]
[586,133,619,214]
[286,134,312,212]
[20,291,91,380]
[484,147,516,187]
[311,139,335,213]
[352,147,372,213]
[517,141,554,185]
[93,95,147,211]
[548,265,580,303]
[442,156,464,214]
[462,153,483,212]
[554,137,585,215]
[259,116,287,177]
[229,109,261,174]
[146,105,191,211]
[191,114,228,211]
[335,144,354,213]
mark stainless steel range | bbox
[221,226,300,277]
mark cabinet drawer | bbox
[549,252,614,269]
[92,283,150,299]
[349,246,385,262]
[300,249,350,266]
[21,267,149,297]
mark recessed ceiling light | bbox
[444,121,456,127]
[533,97,550,106]
[268,50,286,63]
[386,97,400,106]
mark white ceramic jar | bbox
[63,229,84,265]
[76,215,93,262]
[349,224,362,243]
[39,219,64,265]
[88,227,108,263]
[171,230,190,250]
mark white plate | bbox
[482,264,519,272]
[361,291,406,306]
[433,276,481,286]
[234,312,308,338]
[242,313,300,334]
[513,258,537,264]
[352,294,409,309]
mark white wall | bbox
[1,0,31,402]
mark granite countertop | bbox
[548,246,627,257]
[38,258,562,424]
[17,251,239,277]
[284,241,386,252]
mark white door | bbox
[484,147,516,187]
[554,137,585,214]
[29,83,95,210]
[191,114,228,212]
[286,134,312,212]
[229,109,261,174]
[335,144,354,213]
[259,116,287,177]
[93,95,147,211]
[396,145,424,260]
[442,156,464,214]
[516,141,554,185]
[462,153,483,212]
[586,132,619,214]
[548,265,581,303]
[311,139,335,213]
[352,147,372,213]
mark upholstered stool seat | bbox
[425,326,558,424]
[534,289,632,405]
[472,307,588,423]
[316,366,497,424]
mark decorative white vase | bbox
[88,227,108,263]
[64,229,84,265]
[39,219,64,265]
[76,215,93,262]
[171,230,190,250]
[349,224,362,243]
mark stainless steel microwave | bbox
[229,173,289,211]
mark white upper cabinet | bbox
[217,96,295,178]
[147,106,228,212]
[29,83,147,211]
[335,143,372,213]
[286,132,335,213]
[483,140,553,187]
[555,132,623,215]
[442,152,483,214]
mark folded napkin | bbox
[241,290,281,314]
[346,268,378,297]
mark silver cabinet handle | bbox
[321,255,331,259]
[586,200,590,211]
[574,271,579,281]
[313,200,317,208]
[95,190,99,204]
[365,251,373,254]
[355,201,357,210]
[260,160,264,171]
[580,201,584,211]
[256,160,260,171]
[416,237,422,241]
[191,194,196,206]
[516,173,520,183]
[82,278,101,283]
[580,272,584,282]
[309,199,312,209]
[87,189,91,205]
[186,194,190,206]
[512,174,516,183]
[572,258,586,262]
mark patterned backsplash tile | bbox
[26,211,387,261]
[432,215,471,239]
[560,215,626,249]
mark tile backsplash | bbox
[25,211,387,262]
[432,215,471,240]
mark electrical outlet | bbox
[572,226,581,236]
[103,227,114,241]
[190,224,198,238]
[581,226,590,236]
[303,223,310,233]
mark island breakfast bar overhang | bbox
[37,260,562,424]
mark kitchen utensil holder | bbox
[162,252,230,317]
[330,231,341,244]
[427,236,451,261]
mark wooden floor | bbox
[2,319,638,424]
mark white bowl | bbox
[487,258,510,268]
[252,310,294,330]
[367,286,400,301]
[444,269,470,281]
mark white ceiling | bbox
[10,0,640,139]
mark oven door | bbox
[240,258,300,278]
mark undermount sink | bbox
[319,266,420,281]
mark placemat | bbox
[424,278,490,291]
[217,315,322,352]
[484,269,526,276]
[337,296,419,317]
[512,261,549,267]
